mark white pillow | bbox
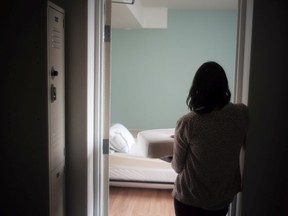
[109,123,135,153]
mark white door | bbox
[93,0,111,215]
[102,0,112,215]
[47,2,65,216]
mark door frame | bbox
[92,0,254,215]
[231,0,254,216]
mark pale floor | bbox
[109,187,175,216]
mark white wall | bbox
[111,9,237,130]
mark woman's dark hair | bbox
[186,61,231,114]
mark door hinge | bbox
[103,139,109,155]
[104,25,111,42]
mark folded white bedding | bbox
[128,128,175,158]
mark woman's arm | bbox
[171,118,189,173]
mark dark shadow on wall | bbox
[242,0,288,215]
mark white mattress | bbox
[109,153,177,188]
[128,128,175,158]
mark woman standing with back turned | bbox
[171,61,249,216]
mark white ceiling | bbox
[138,0,238,10]
[111,0,238,29]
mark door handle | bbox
[51,67,59,79]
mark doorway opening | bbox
[109,1,238,215]
[95,0,253,215]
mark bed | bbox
[109,123,177,189]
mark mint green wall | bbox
[111,9,237,130]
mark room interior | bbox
[109,0,238,191]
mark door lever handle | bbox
[51,67,59,79]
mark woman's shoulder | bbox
[226,103,249,120]
[178,111,198,122]
[176,112,199,129]
[175,112,197,134]
[226,102,248,111]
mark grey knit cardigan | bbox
[171,103,249,210]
